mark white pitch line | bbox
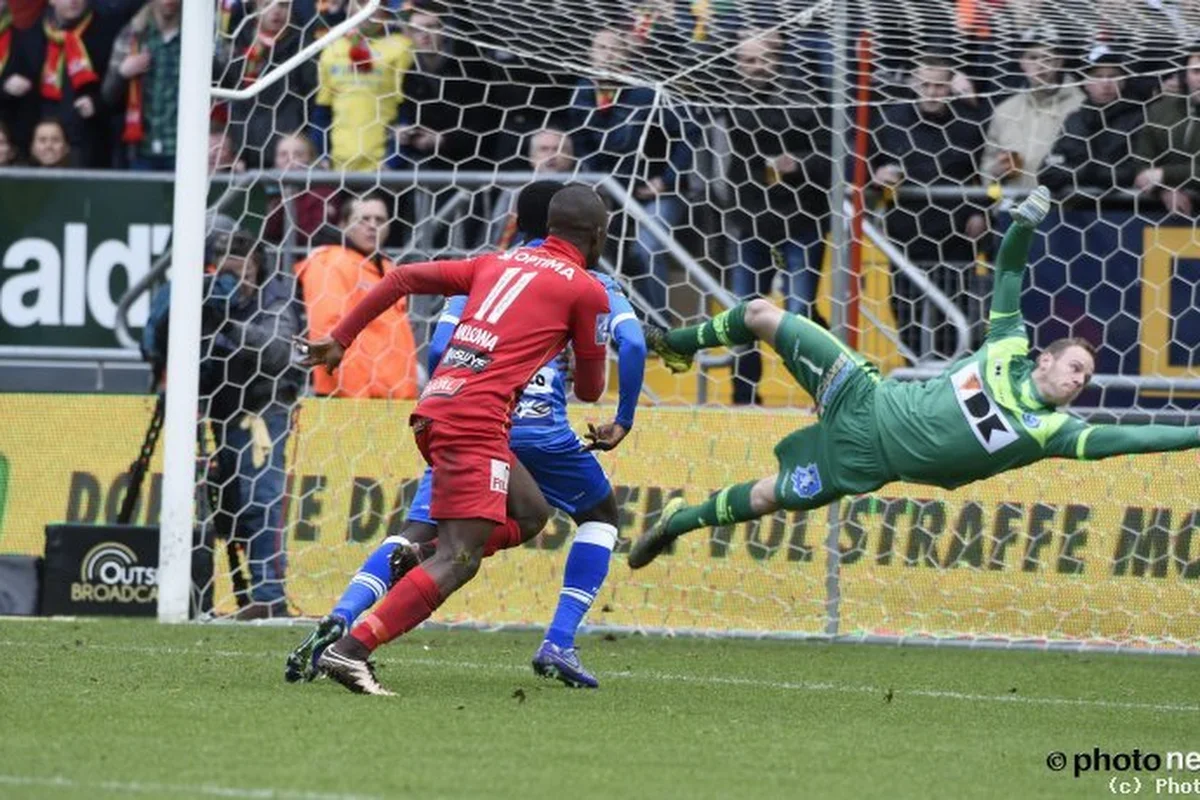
[389,655,1200,714]
[1,638,1194,714]
[0,774,382,800]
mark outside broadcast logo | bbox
[71,541,158,604]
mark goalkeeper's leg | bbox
[628,475,781,570]
[629,423,846,569]
[647,299,877,412]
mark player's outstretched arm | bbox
[330,258,478,348]
[1049,420,1200,461]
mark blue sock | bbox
[330,536,406,626]
[545,522,617,649]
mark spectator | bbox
[724,29,832,404]
[873,56,988,361]
[102,0,180,171]
[313,0,412,171]
[28,115,69,166]
[1133,43,1200,217]
[0,119,17,164]
[263,132,336,252]
[1,1,36,151]
[630,0,721,91]
[392,6,491,171]
[293,193,419,398]
[528,126,575,174]
[19,0,143,167]
[208,124,246,173]
[488,127,575,246]
[726,30,831,317]
[569,26,693,315]
[391,6,506,253]
[301,0,346,43]
[444,10,578,164]
[1040,44,1144,198]
[216,0,316,169]
[981,26,1084,188]
[5,0,41,31]
[144,225,303,619]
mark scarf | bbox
[691,0,710,42]
[633,5,657,41]
[0,12,11,76]
[348,30,373,73]
[42,12,98,101]
[122,36,144,143]
[219,0,236,36]
[242,32,278,86]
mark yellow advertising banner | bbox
[0,394,1197,647]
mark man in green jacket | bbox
[629,186,1200,569]
[1133,45,1200,216]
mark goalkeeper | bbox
[629,186,1200,569]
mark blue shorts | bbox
[405,428,612,525]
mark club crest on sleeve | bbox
[789,463,823,499]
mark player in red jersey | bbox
[299,185,612,695]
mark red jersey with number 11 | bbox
[331,236,611,433]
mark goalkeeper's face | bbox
[1034,345,1095,406]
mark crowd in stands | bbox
[6,0,1200,376]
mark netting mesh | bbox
[189,0,1200,647]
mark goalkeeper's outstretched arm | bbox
[984,192,1048,345]
[1049,420,1200,461]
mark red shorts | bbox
[411,416,512,524]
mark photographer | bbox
[143,224,303,619]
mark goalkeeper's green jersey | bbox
[871,229,1199,490]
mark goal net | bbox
[189,0,1200,649]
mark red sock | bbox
[351,565,442,651]
[483,518,523,557]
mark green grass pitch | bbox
[1,618,1196,799]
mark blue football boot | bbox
[532,640,599,689]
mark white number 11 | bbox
[474,267,539,324]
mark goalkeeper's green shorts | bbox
[769,312,890,511]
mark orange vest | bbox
[295,245,418,399]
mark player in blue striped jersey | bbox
[287,182,647,688]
